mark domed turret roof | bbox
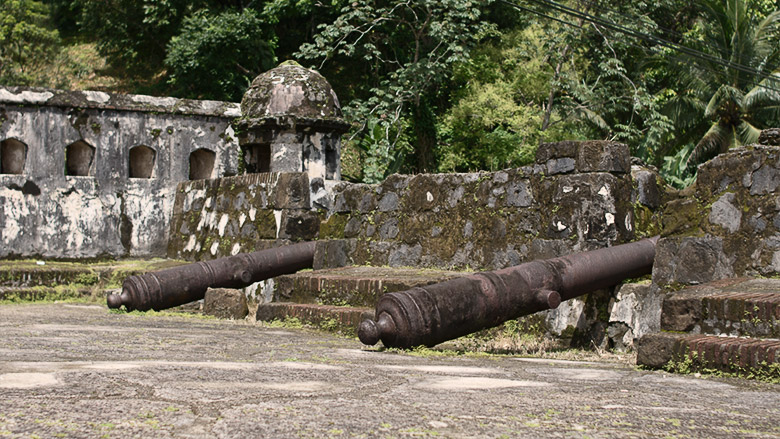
[240,61,342,120]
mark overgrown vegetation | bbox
[3,0,780,184]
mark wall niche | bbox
[0,138,27,174]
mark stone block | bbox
[536,172,630,243]
[505,179,533,207]
[403,174,444,212]
[332,183,375,213]
[609,282,662,341]
[203,288,248,320]
[660,199,705,236]
[708,192,742,233]
[377,192,399,211]
[279,210,321,240]
[758,128,780,146]
[748,163,780,195]
[536,140,630,174]
[631,166,661,208]
[660,294,702,333]
[313,239,352,270]
[536,140,578,163]
[636,332,678,369]
[388,243,423,267]
[545,157,576,175]
[653,237,735,286]
[270,172,310,209]
[576,140,630,173]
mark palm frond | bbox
[754,10,780,60]
[570,106,609,132]
[736,120,761,145]
[687,121,734,167]
[743,73,780,113]
[665,94,706,129]
[704,84,744,119]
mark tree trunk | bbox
[411,103,437,173]
[541,45,570,132]
[541,1,591,132]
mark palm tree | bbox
[665,0,780,169]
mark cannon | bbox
[107,241,316,311]
[358,237,658,349]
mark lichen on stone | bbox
[240,62,343,121]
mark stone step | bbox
[637,332,780,379]
[0,260,187,288]
[662,278,780,338]
[272,266,469,307]
[0,265,103,288]
[0,286,112,301]
[255,302,373,336]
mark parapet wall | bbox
[168,140,656,268]
[0,86,240,258]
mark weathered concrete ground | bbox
[1,303,778,438]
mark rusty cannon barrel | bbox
[107,241,316,311]
[358,236,659,349]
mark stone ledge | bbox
[637,332,780,377]
[0,286,106,301]
[256,302,372,336]
[0,85,240,118]
[662,278,780,338]
[536,140,630,174]
[273,266,470,307]
[204,288,248,320]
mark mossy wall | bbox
[168,172,320,260]
[655,145,780,286]
[169,140,662,270]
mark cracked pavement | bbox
[0,303,778,438]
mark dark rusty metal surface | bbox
[107,241,316,311]
[359,237,659,348]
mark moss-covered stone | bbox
[254,209,277,240]
[633,203,662,238]
[319,213,350,239]
[661,198,705,237]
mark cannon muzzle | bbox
[107,241,316,311]
[359,237,658,348]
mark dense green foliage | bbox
[4,0,780,185]
[165,9,276,101]
[0,0,60,85]
[297,0,496,177]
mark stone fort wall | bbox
[0,86,240,258]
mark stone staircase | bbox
[637,278,780,379]
[0,260,186,303]
[253,266,470,336]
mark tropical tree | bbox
[165,9,277,101]
[297,0,495,178]
[74,0,207,77]
[0,0,60,85]
[664,0,780,168]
